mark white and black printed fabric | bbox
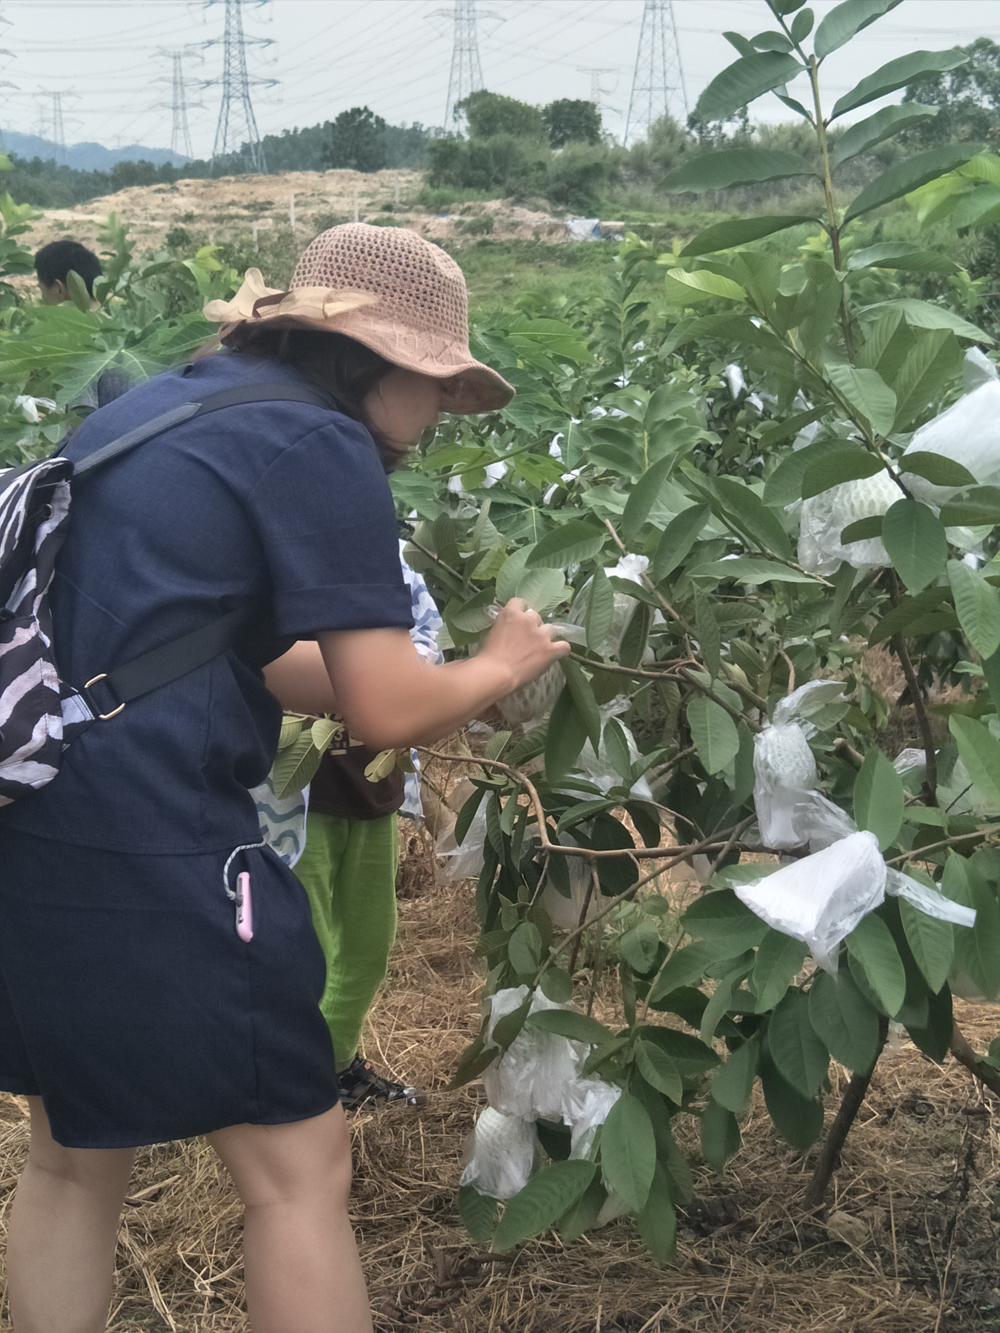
[0,456,86,806]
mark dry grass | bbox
[0,851,998,1330]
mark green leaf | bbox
[686,696,739,775]
[826,364,897,436]
[661,148,814,194]
[664,268,746,304]
[635,1039,683,1104]
[832,103,939,166]
[801,447,885,499]
[693,556,816,584]
[693,585,721,680]
[846,913,907,1016]
[832,48,970,119]
[712,476,793,559]
[759,1057,825,1150]
[847,243,962,276]
[767,990,829,1098]
[901,452,977,489]
[527,520,605,569]
[544,686,589,783]
[840,516,884,544]
[853,748,905,850]
[636,1163,677,1262]
[492,1160,597,1253]
[950,860,1000,1001]
[680,215,817,257]
[508,922,543,976]
[807,969,881,1071]
[620,924,661,976]
[753,929,809,1012]
[899,898,954,995]
[790,7,815,41]
[814,0,902,58]
[948,560,1000,660]
[845,142,984,222]
[890,298,993,345]
[647,941,718,1003]
[458,1185,498,1244]
[619,599,653,670]
[559,658,602,752]
[585,565,614,652]
[601,1092,657,1214]
[682,889,768,952]
[652,504,709,581]
[622,455,674,539]
[558,1174,608,1245]
[889,330,964,432]
[881,498,947,593]
[764,437,853,506]
[272,732,325,800]
[867,585,949,645]
[939,486,1000,526]
[695,51,805,123]
[949,714,1000,806]
[527,1008,615,1046]
[710,1037,759,1115]
[700,1096,741,1174]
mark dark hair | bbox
[221,324,402,466]
[34,240,103,295]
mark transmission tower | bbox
[157,47,204,159]
[624,0,688,146]
[578,67,617,112]
[38,89,71,162]
[205,0,275,174]
[441,1,485,130]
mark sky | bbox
[0,0,995,159]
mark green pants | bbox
[293,812,398,1070]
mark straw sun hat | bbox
[203,223,514,415]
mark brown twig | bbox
[778,649,796,697]
[891,632,938,805]
[885,826,1000,865]
[804,1027,887,1212]
[568,866,600,975]
[950,1022,1000,1099]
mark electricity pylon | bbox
[38,89,75,162]
[624,0,688,146]
[437,0,498,131]
[157,47,203,159]
[205,0,275,174]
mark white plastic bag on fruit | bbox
[495,623,587,725]
[436,781,489,882]
[752,681,845,849]
[460,1107,541,1199]
[540,841,598,930]
[481,987,589,1122]
[561,1077,622,1160]
[567,554,654,660]
[885,867,976,927]
[900,367,1000,508]
[572,699,654,800]
[798,469,899,576]
[735,830,887,971]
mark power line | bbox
[205,0,275,173]
[436,1,498,130]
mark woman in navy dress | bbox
[0,225,568,1333]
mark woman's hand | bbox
[478,598,571,694]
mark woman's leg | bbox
[208,1104,372,1333]
[295,813,399,1068]
[6,1097,136,1333]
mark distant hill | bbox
[0,130,189,172]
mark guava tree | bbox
[395,0,1000,1257]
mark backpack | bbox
[0,380,334,807]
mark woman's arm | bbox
[263,640,338,715]
[318,599,568,749]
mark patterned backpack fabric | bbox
[0,380,335,808]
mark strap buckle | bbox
[83,674,125,720]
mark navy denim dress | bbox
[0,351,413,1147]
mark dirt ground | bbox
[25,168,574,259]
[0,814,997,1333]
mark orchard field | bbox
[6,1,1000,1328]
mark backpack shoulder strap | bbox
[72,381,336,478]
[71,380,337,719]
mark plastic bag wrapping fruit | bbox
[901,353,1000,508]
[561,1077,622,1160]
[570,699,654,801]
[481,987,590,1122]
[798,468,899,576]
[885,867,976,927]
[436,781,490,882]
[735,831,888,972]
[567,553,657,660]
[460,1107,542,1199]
[752,681,845,849]
[540,840,600,930]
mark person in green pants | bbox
[255,546,443,1109]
